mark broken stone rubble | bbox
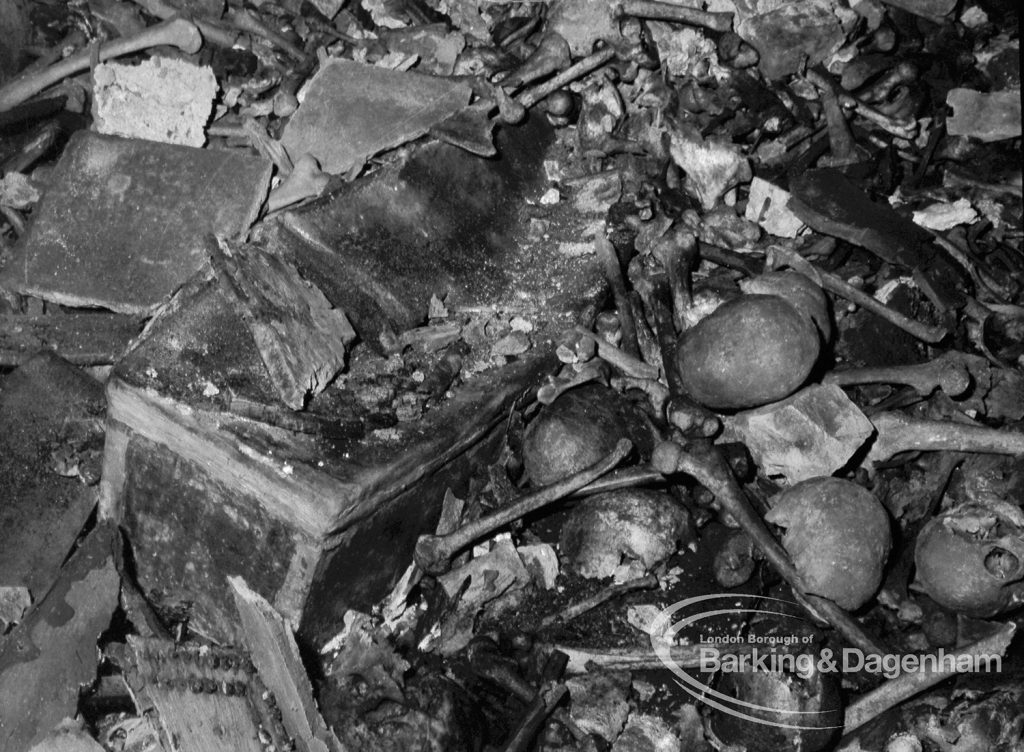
[724,384,875,485]
[91,56,217,147]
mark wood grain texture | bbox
[210,237,355,410]
[230,577,342,752]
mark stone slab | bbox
[0,131,272,314]
[280,58,472,175]
[269,115,598,349]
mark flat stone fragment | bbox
[92,57,217,147]
[726,383,874,484]
[946,88,1022,142]
[745,176,805,238]
[0,132,271,314]
[281,58,472,175]
[735,0,846,80]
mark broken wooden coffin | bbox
[98,123,606,648]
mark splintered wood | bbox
[209,237,355,410]
[230,576,342,752]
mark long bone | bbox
[414,440,632,574]
[868,411,1024,466]
[824,352,971,396]
[0,18,203,112]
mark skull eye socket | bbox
[984,547,1021,580]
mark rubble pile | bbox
[0,0,1020,750]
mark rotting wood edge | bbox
[98,356,547,545]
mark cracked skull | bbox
[914,502,1024,617]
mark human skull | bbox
[914,502,1024,617]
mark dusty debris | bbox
[0,0,1021,748]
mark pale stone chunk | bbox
[727,384,874,484]
[92,57,217,147]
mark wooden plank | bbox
[105,378,359,538]
[143,691,264,752]
[124,637,280,752]
[0,312,141,366]
[230,577,343,752]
